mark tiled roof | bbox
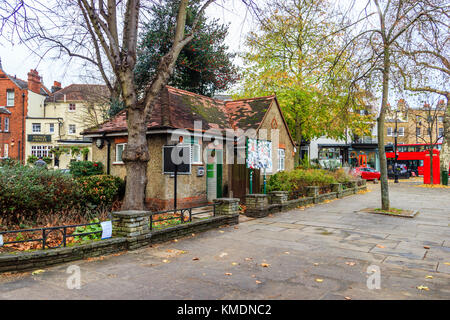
[45,84,110,103]
[83,86,277,135]
[226,95,275,130]
[2,73,51,95]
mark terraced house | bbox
[83,86,296,210]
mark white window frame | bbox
[438,116,443,123]
[49,123,55,134]
[387,127,393,136]
[416,127,421,137]
[68,103,76,111]
[32,123,41,133]
[398,127,405,137]
[31,145,51,158]
[115,143,126,164]
[278,148,285,172]
[68,124,76,134]
[4,118,9,132]
[3,144,8,158]
[191,137,202,165]
[6,90,14,107]
[438,127,444,137]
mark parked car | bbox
[352,167,381,181]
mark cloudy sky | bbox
[0,0,258,89]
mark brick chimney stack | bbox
[27,69,41,94]
[51,81,62,93]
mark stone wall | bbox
[0,210,239,274]
[243,180,367,218]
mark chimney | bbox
[27,69,41,94]
[51,81,62,93]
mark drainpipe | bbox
[22,92,25,163]
[106,138,111,174]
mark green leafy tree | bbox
[134,0,239,97]
[235,0,373,165]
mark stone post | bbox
[268,191,288,205]
[306,186,319,204]
[213,198,240,216]
[332,183,342,198]
[112,211,150,238]
[245,194,269,218]
[245,194,269,210]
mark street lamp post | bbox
[394,110,399,184]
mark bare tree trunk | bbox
[378,47,390,210]
[294,113,302,167]
[440,97,450,176]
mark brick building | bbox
[385,99,445,146]
[83,86,296,210]
[0,60,50,161]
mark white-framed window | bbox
[4,118,9,132]
[191,137,202,164]
[439,127,444,137]
[49,123,55,134]
[387,127,393,136]
[398,127,404,136]
[68,124,76,134]
[32,123,41,133]
[6,90,14,106]
[438,116,443,123]
[278,148,285,171]
[115,143,126,163]
[31,145,51,158]
[416,127,421,137]
[3,144,8,158]
[69,103,76,111]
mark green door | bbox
[216,163,223,198]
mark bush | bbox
[267,168,353,195]
[0,165,80,222]
[0,165,124,226]
[77,175,125,206]
[69,161,104,177]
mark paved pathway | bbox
[1,182,449,299]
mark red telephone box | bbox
[423,152,440,184]
[358,154,367,167]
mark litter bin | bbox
[442,170,449,186]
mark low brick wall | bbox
[0,214,239,274]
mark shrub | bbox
[77,175,125,206]
[69,161,104,177]
[27,155,38,164]
[0,165,124,226]
[267,168,340,195]
[0,165,80,222]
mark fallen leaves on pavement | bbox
[31,269,45,275]
[416,285,429,291]
[315,278,323,283]
[261,263,270,267]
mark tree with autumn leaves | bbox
[236,0,374,165]
[135,0,239,97]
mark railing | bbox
[0,220,118,250]
[149,204,216,231]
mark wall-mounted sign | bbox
[163,145,191,174]
[27,134,52,143]
[197,166,205,177]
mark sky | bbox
[0,0,258,90]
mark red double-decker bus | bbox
[385,143,442,176]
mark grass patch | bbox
[374,208,403,215]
